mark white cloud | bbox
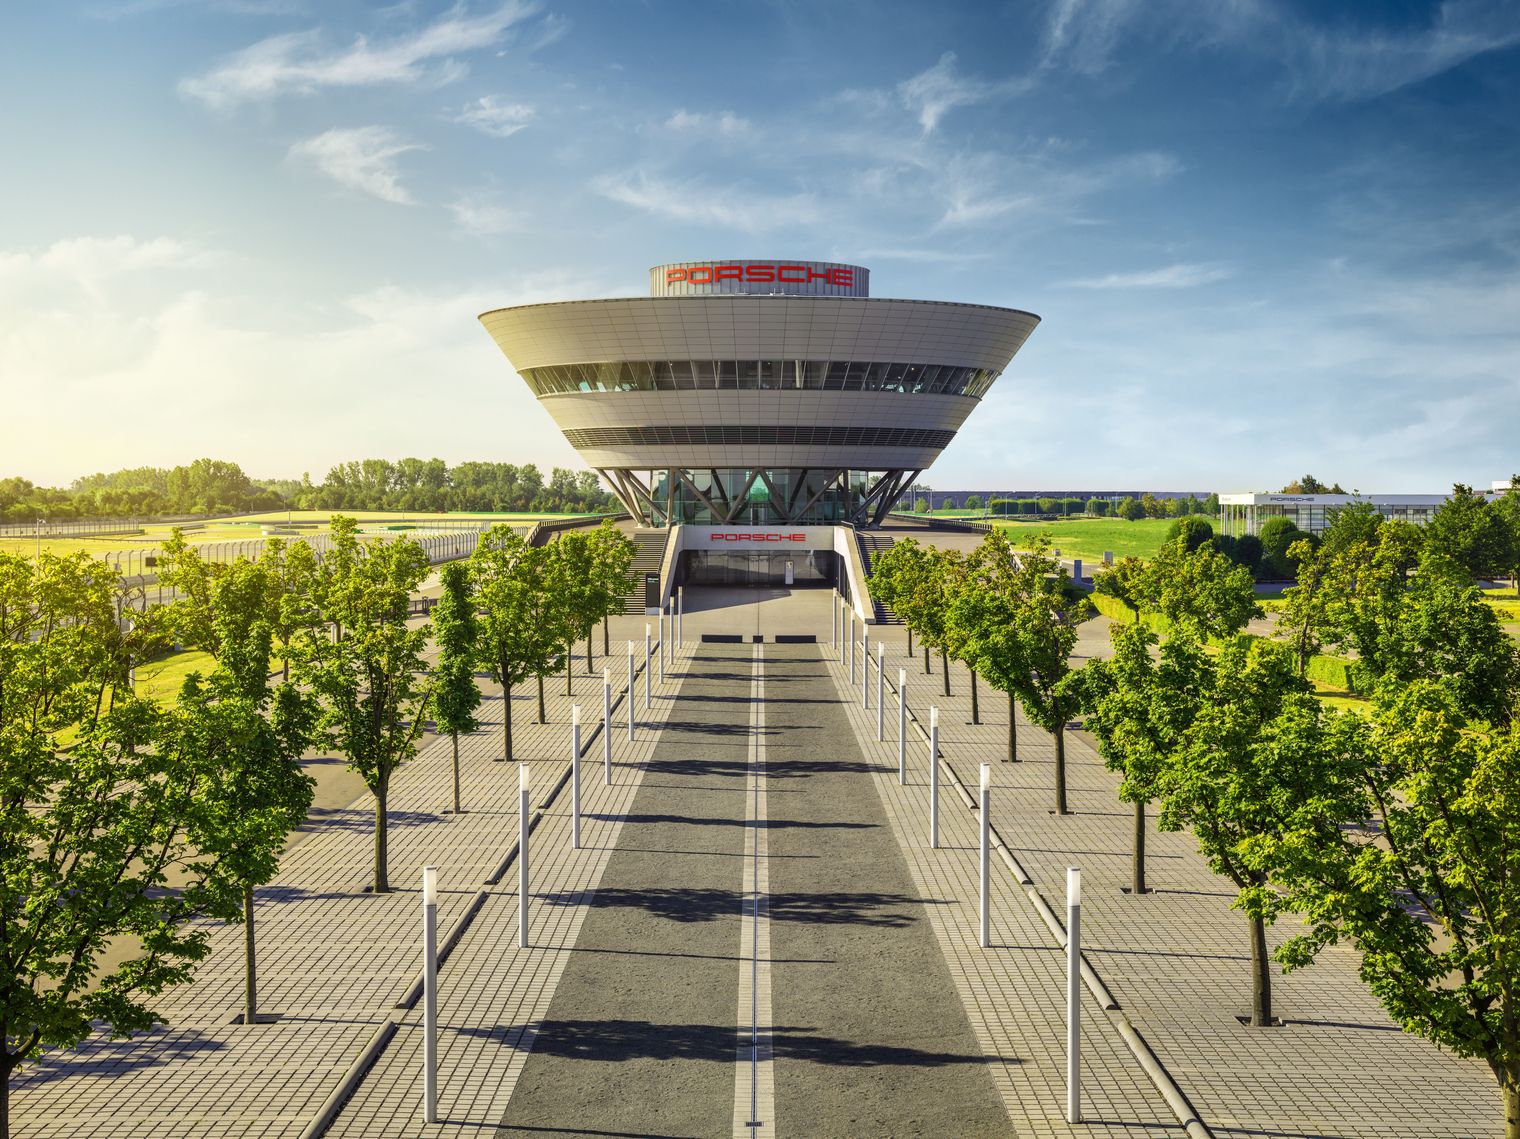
[178,1,540,108]
[665,109,752,136]
[454,95,535,138]
[1286,0,1520,101]
[593,170,818,232]
[447,195,522,236]
[933,148,1178,229]
[897,51,1032,133]
[1041,0,1144,75]
[287,126,423,205]
[1062,263,1234,288]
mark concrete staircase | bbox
[856,532,902,624]
[622,528,667,614]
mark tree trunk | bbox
[970,670,979,724]
[1,1057,9,1139]
[907,626,914,656]
[1503,1074,1519,1139]
[603,615,609,656]
[1054,721,1069,814]
[1132,800,1147,894]
[373,776,390,893]
[451,731,461,813]
[1008,691,1018,762]
[537,674,546,724]
[586,634,593,674]
[502,678,514,761]
[282,657,289,683]
[940,648,951,696]
[565,650,573,696]
[923,643,930,674]
[1249,909,1273,1026]
[244,884,257,1024]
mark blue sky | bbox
[3,0,1518,493]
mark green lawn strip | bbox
[995,517,1177,562]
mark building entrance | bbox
[678,550,836,587]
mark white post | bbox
[862,628,870,709]
[627,641,635,742]
[839,598,845,663]
[929,706,940,848]
[831,593,837,645]
[678,586,684,646]
[979,765,990,948]
[1067,866,1082,1123]
[898,669,907,785]
[603,668,612,784]
[570,706,582,850]
[644,624,651,710]
[422,865,437,1123]
[848,613,856,682]
[658,612,665,686]
[876,642,885,741]
[518,765,531,949]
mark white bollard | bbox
[929,707,940,848]
[862,629,870,709]
[678,586,684,646]
[626,641,635,742]
[570,706,581,850]
[603,668,612,784]
[519,765,530,949]
[644,624,651,710]
[849,614,856,682]
[876,642,885,741]
[831,594,837,645]
[980,765,990,948]
[422,864,438,1123]
[658,612,665,686]
[898,669,907,784]
[839,599,846,663]
[1067,866,1082,1123]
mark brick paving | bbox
[847,620,1500,1139]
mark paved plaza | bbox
[12,587,1498,1138]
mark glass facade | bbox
[563,425,955,450]
[523,359,999,399]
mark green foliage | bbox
[913,497,930,513]
[1271,684,1520,1123]
[1164,516,1214,552]
[1258,516,1312,580]
[1280,474,1345,495]
[1117,497,1146,521]
[964,494,984,510]
[288,516,431,893]
[1424,483,1516,583]
[1086,497,1109,517]
[433,562,481,741]
[1146,537,1262,640]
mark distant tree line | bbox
[0,457,619,522]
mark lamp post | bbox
[929,706,940,848]
[898,669,907,784]
[570,706,581,850]
[627,641,635,742]
[876,642,885,741]
[518,766,531,949]
[603,667,612,783]
[979,765,990,948]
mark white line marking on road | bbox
[734,642,775,1137]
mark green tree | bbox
[289,517,431,893]
[151,546,315,1026]
[1009,536,1093,814]
[1093,556,1149,621]
[1117,497,1146,521]
[1085,497,1109,517]
[1272,683,1520,1137]
[1143,536,1262,640]
[0,553,281,1133]
[1164,516,1214,552]
[964,494,984,510]
[1257,516,1310,580]
[946,529,1030,762]
[432,562,481,814]
[590,521,636,657]
[1066,623,1206,893]
[1424,483,1516,583]
[1157,636,1351,1026]
[470,527,563,758]
[913,497,930,513]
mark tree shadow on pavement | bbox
[458,1018,1006,1068]
[12,1026,228,1085]
[536,886,930,926]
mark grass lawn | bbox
[231,509,596,523]
[996,517,1176,562]
[131,649,216,704]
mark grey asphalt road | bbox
[494,642,1009,1139]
